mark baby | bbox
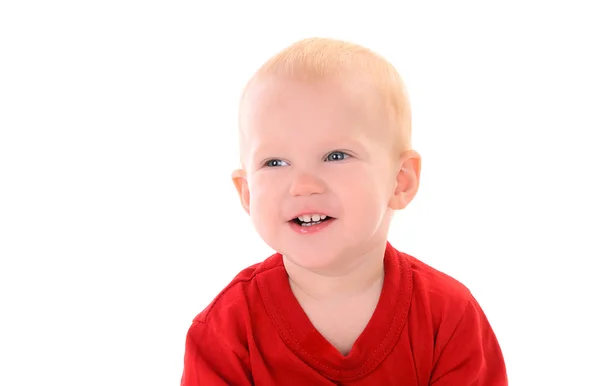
[181,37,507,385]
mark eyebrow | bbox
[248,143,281,159]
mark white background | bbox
[1,1,599,385]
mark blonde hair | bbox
[239,37,413,154]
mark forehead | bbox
[239,76,390,150]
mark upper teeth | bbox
[298,214,327,222]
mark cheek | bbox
[247,173,282,217]
[332,167,390,216]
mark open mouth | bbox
[290,214,334,227]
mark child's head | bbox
[232,38,420,271]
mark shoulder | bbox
[191,251,283,326]
[185,252,283,356]
[396,252,508,383]
[403,251,471,300]
[398,250,476,323]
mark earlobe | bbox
[389,151,421,210]
[232,169,250,214]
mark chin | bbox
[278,241,346,270]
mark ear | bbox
[232,168,250,214]
[389,150,421,210]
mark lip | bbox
[288,216,335,234]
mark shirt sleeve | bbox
[429,295,508,385]
[181,321,253,386]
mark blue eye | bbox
[264,159,289,167]
[326,151,349,162]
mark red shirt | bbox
[181,243,507,385]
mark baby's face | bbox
[235,77,402,269]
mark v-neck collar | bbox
[257,242,413,382]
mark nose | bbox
[289,172,326,196]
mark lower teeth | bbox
[301,220,321,227]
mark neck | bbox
[283,242,387,301]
